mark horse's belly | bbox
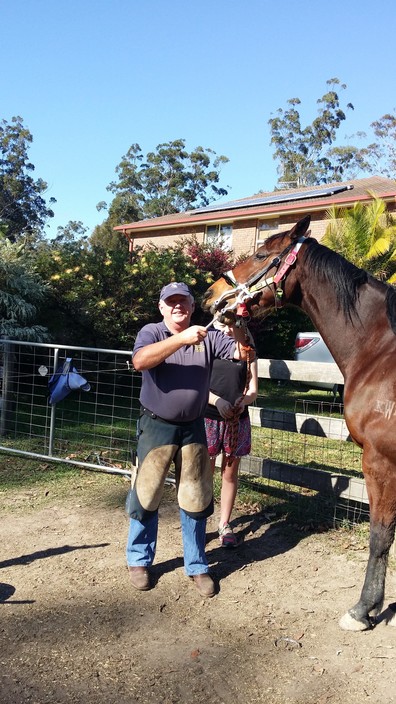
[345,384,396,452]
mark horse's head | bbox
[202,215,311,317]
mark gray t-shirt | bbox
[132,321,236,422]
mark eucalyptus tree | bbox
[360,111,396,180]
[268,78,370,186]
[97,139,229,227]
[0,116,56,242]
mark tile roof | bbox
[114,176,396,234]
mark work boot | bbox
[128,566,151,591]
[190,573,215,598]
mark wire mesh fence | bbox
[0,340,368,527]
[0,341,139,475]
[240,396,367,527]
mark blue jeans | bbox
[126,508,209,576]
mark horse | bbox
[203,214,396,632]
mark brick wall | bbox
[127,202,396,257]
[231,220,257,257]
[131,225,205,250]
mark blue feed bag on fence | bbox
[48,357,91,405]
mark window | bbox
[256,219,279,247]
[206,224,232,249]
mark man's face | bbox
[158,294,194,327]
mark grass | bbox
[213,468,366,535]
[0,451,336,529]
[251,379,363,477]
[251,426,362,477]
[257,379,344,413]
[0,452,128,514]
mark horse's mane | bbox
[386,286,396,334]
[304,237,396,334]
[304,238,368,321]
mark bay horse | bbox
[203,214,396,631]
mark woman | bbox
[204,314,258,548]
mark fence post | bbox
[0,342,12,437]
[48,348,59,456]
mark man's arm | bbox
[133,325,209,371]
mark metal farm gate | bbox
[0,340,138,476]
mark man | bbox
[126,281,250,597]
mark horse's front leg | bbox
[339,468,396,631]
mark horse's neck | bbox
[299,278,386,374]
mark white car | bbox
[294,331,343,398]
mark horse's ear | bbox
[290,215,311,241]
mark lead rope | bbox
[225,325,253,466]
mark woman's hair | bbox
[217,311,236,325]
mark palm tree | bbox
[323,194,396,282]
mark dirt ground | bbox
[1,472,396,704]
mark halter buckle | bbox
[284,252,297,266]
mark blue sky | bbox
[2,0,396,238]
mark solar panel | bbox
[193,184,354,215]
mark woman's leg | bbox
[219,456,240,527]
[219,415,251,528]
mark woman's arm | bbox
[233,358,259,412]
[243,357,258,405]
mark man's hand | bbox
[178,325,208,346]
[133,325,208,371]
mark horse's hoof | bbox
[385,603,396,627]
[339,612,371,631]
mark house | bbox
[113,176,396,258]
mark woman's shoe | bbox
[218,522,238,548]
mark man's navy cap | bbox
[159,282,193,301]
